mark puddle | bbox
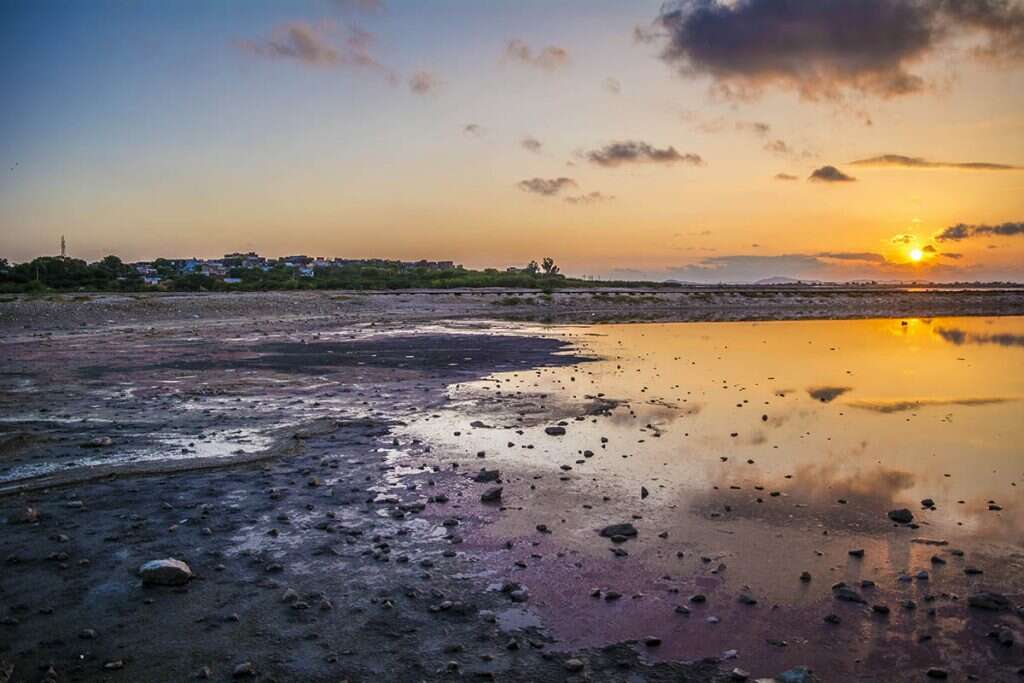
[399,316,1024,675]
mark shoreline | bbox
[2,287,1024,334]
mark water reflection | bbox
[401,316,1024,678]
[935,326,1024,347]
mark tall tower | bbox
[60,235,66,259]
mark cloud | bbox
[922,244,937,253]
[774,172,798,181]
[521,136,542,153]
[850,154,1022,170]
[651,0,1024,101]
[942,252,963,259]
[603,77,622,94]
[817,252,886,262]
[586,141,704,167]
[408,70,440,94]
[517,177,576,196]
[891,233,915,244]
[565,191,614,205]
[463,123,483,135]
[763,139,791,155]
[809,165,856,182]
[605,247,972,283]
[505,39,569,70]
[936,221,1024,241]
[240,21,396,80]
[735,120,771,136]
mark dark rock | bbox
[968,592,1009,611]
[888,508,914,524]
[599,523,637,538]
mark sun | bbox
[909,248,924,262]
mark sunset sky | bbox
[2,0,1023,282]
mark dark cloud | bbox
[774,172,798,181]
[922,244,937,253]
[521,137,542,153]
[408,70,439,94]
[817,252,886,262]
[808,386,851,403]
[652,0,1024,101]
[586,141,704,167]
[517,177,576,196]
[891,233,915,244]
[603,77,622,94]
[565,191,615,205]
[942,252,963,259]
[809,165,856,182]
[935,327,1024,347]
[505,39,569,70]
[241,22,396,81]
[850,154,1022,170]
[936,221,1024,241]
[463,123,483,135]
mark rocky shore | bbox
[1,292,1021,682]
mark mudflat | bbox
[1,290,1022,682]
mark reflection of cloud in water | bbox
[807,386,851,403]
[606,402,699,426]
[935,327,1024,347]
[792,462,915,507]
[849,397,1013,414]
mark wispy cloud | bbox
[240,21,396,81]
[463,123,483,136]
[520,136,542,153]
[505,39,569,70]
[850,154,1022,170]
[809,165,856,183]
[408,70,440,95]
[517,177,576,196]
[774,172,798,181]
[565,191,614,205]
[586,141,703,167]
[817,252,885,262]
[936,222,1024,241]
[603,77,622,94]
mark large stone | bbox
[7,506,39,525]
[474,469,500,483]
[968,591,1009,611]
[888,508,914,524]
[138,558,193,586]
[544,426,566,436]
[480,487,503,503]
[599,523,638,538]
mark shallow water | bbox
[400,316,1024,677]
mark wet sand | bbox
[1,292,1022,682]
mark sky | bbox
[1,0,1023,283]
